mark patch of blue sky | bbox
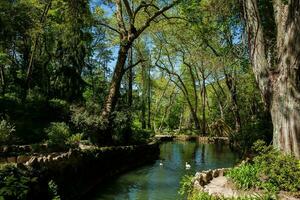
[90,0,118,75]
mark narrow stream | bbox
[90,141,238,200]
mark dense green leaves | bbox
[227,141,300,192]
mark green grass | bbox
[188,191,276,200]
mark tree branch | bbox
[136,0,179,37]
[122,0,133,21]
[124,59,146,72]
[115,0,127,34]
[97,22,121,34]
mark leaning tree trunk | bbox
[243,0,300,158]
[101,44,130,126]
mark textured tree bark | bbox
[270,1,300,158]
[243,0,300,157]
[147,66,151,129]
[127,47,133,107]
[224,71,241,132]
[101,44,130,124]
[0,65,5,96]
[201,73,207,135]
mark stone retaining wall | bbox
[155,135,229,143]
[192,168,229,191]
[0,142,159,200]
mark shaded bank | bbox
[0,142,159,200]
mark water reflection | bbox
[91,141,238,200]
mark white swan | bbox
[159,161,163,166]
[185,162,191,169]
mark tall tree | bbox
[99,0,179,137]
[242,0,300,157]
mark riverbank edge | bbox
[1,141,160,200]
[190,168,300,200]
[155,135,229,143]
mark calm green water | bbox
[90,141,238,200]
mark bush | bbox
[229,116,272,155]
[227,163,260,189]
[178,175,194,196]
[188,191,275,200]
[129,129,152,144]
[48,180,61,200]
[66,133,83,148]
[227,140,300,193]
[70,105,103,141]
[0,119,15,145]
[0,164,37,200]
[49,99,70,120]
[45,122,71,150]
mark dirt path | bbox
[203,176,300,199]
[203,176,251,198]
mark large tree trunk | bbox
[270,1,300,158]
[243,0,300,157]
[101,44,130,125]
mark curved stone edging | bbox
[155,135,229,143]
[0,142,160,200]
[192,168,229,191]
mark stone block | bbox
[7,156,17,163]
[17,155,31,163]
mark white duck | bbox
[185,162,191,169]
[159,160,163,166]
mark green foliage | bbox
[188,191,276,200]
[253,150,300,192]
[45,122,71,150]
[66,133,83,148]
[229,114,272,155]
[227,163,260,189]
[0,164,37,200]
[208,119,232,137]
[178,175,194,196]
[70,104,103,141]
[49,99,70,118]
[227,141,300,193]
[129,129,152,144]
[48,180,61,200]
[0,119,15,145]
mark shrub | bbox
[0,119,15,145]
[178,175,194,196]
[48,180,61,200]
[254,150,300,192]
[66,133,83,148]
[0,164,37,200]
[70,105,103,140]
[188,191,276,200]
[130,128,152,144]
[49,99,70,120]
[45,122,71,150]
[227,140,300,193]
[227,163,260,189]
